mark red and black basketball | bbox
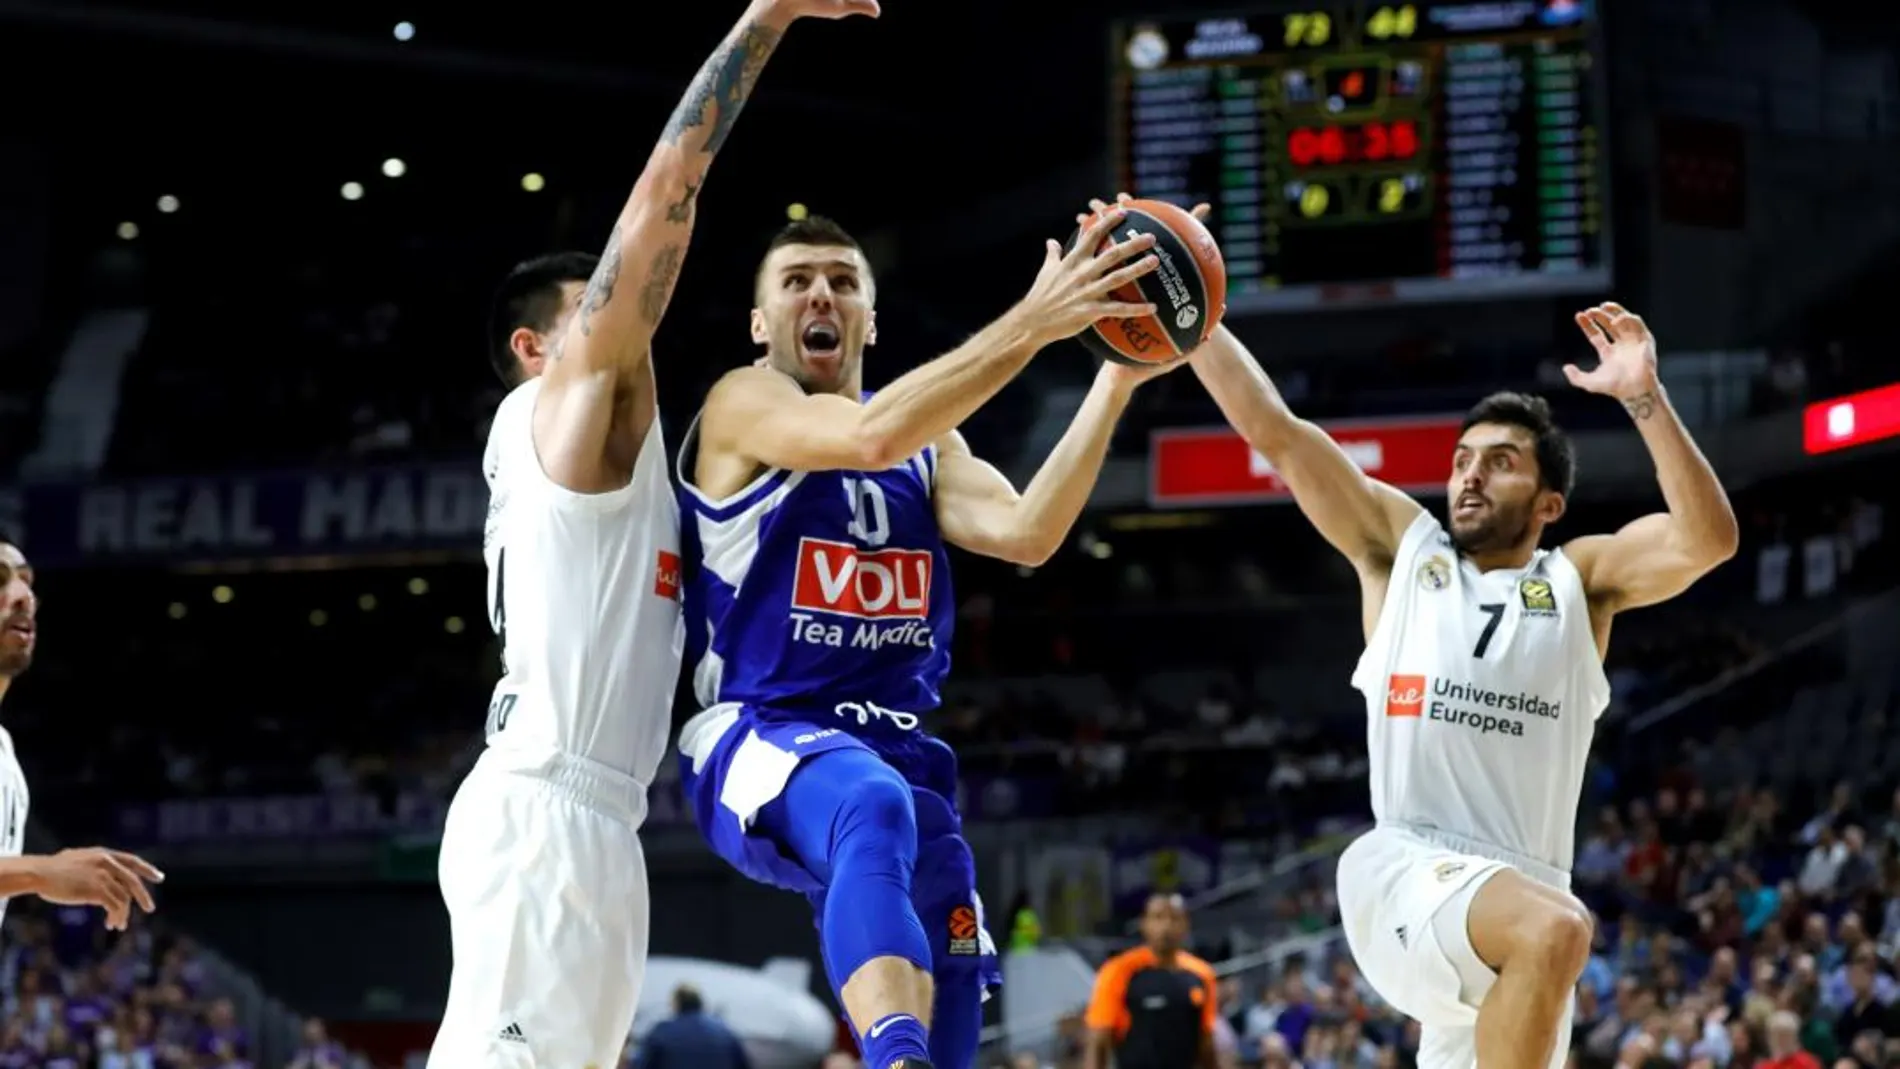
[1064,198,1227,366]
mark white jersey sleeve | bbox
[480,380,684,788]
[1352,511,1609,873]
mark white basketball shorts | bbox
[428,746,651,1069]
[1335,823,1574,1069]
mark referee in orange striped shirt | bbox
[1083,893,1219,1069]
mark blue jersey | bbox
[675,409,955,731]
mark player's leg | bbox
[910,792,996,1069]
[756,747,935,1066]
[1441,868,1591,1069]
[428,773,541,1068]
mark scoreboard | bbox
[1112,0,1611,313]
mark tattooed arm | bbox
[533,0,875,493]
[1560,304,1737,639]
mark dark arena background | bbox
[3,0,1900,1067]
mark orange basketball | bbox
[1064,198,1227,366]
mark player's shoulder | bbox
[706,364,797,405]
[1177,951,1218,983]
[1101,946,1157,977]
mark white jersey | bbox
[480,378,684,794]
[1350,511,1609,873]
[0,726,26,929]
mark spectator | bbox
[633,985,751,1069]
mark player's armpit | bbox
[1188,326,1421,566]
[698,366,892,486]
[1567,512,1735,613]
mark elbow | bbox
[1002,535,1060,569]
[852,431,905,472]
[633,150,699,213]
[1706,516,1742,564]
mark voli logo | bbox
[791,538,933,620]
[1385,674,1427,718]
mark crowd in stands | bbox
[971,767,1900,1069]
[0,904,346,1069]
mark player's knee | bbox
[837,772,916,851]
[1515,900,1592,983]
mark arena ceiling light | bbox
[382,158,407,178]
[393,21,416,42]
[520,173,546,193]
[156,195,179,214]
[341,181,365,201]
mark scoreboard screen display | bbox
[1112,0,1610,313]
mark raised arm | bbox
[1190,324,1421,570]
[1079,193,1419,571]
[1561,304,1739,613]
[700,209,1159,476]
[933,359,1170,567]
[536,0,876,493]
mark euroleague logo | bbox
[1124,223,1201,334]
[947,904,980,956]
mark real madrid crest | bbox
[1416,555,1451,592]
[1518,577,1557,616]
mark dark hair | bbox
[754,215,865,297]
[486,252,599,385]
[1460,391,1576,497]
[672,984,703,1014]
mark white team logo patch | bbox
[1416,556,1450,591]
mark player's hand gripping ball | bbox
[1064,197,1226,366]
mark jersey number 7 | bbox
[1472,603,1505,658]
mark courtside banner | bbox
[1149,415,1462,506]
[0,462,487,566]
[1803,382,1900,456]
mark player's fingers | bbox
[1087,229,1156,273]
[98,855,152,915]
[1089,300,1158,321]
[1192,202,1212,221]
[94,876,130,931]
[1561,363,1589,388]
[1115,192,1135,206]
[1088,198,1111,215]
[108,850,165,884]
[1066,208,1127,265]
[1097,253,1160,292]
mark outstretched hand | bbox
[764,0,880,19]
[1567,302,1659,403]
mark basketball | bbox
[1066,198,1227,366]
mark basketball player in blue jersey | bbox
[675,207,1172,1069]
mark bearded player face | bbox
[1446,423,1563,555]
[0,544,36,678]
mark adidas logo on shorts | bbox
[498,1022,527,1043]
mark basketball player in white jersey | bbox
[0,541,165,933]
[428,2,878,1065]
[1186,301,1738,1069]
